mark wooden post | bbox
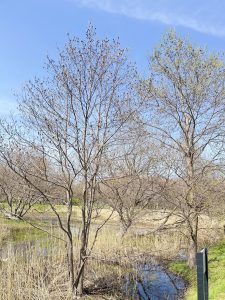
[196,248,208,300]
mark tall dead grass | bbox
[0,214,222,299]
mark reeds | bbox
[0,213,222,299]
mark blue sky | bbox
[1,0,225,115]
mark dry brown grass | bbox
[0,238,71,300]
[0,226,10,245]
[0,209,223,299]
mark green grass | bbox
[9,227,48,242]
[169,238,225,300]
[0,214,49,243]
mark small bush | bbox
[71,197,81,206]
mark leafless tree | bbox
[0,160,42,219]
[0,25,138,296]
[141,30,225,268]
[100,137,164,234]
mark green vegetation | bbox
[0,215,49,244]
[71,197,81,206]
[169,238,225,300]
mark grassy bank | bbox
[169,238,225,300]
[0,215,49,244]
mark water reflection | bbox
[124,263,185,300]
[0,239,49,261]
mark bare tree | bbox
[100,137,163,234]
[0,160,42,219]
[142,30,225,268]
[0,25,138,296]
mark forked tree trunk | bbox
[3,211,19,220]
[73,170,89,297]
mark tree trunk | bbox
[73,171,88,296]
[73,205,87,296]
[187,234,197,268]
[4,211,19,220]
[187,214,198,269]
[74,262,84,296]
[185,146,199,269]
[73,246,85,297]
[67,237,75,295]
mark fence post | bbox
[196,248,208,300]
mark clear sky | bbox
[1,0,225,115]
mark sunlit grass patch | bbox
[169,238,225,300]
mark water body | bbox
[124,263,185,300]
[0,226,186,299]
[0,239,49,261]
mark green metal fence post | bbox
[196,248,208,300]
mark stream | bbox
[0,226,186,299]
[124,262,185,299]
